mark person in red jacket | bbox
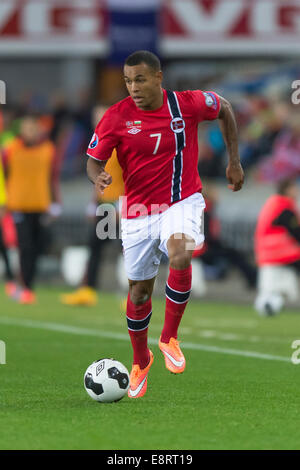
[254,178,300,315]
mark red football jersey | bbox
[87,89,220,218]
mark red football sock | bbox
[126,293,152,369]
[160,265,192,343]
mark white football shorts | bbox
[121,192,206,281]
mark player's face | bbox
[124,63,163,111]
[20,117,41,145]
[286,182,299,200]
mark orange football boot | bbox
[60,286,98,306]
[128,350,154,399]
[5,282,17,298]
[159,336,185,374]
[19,289,36,305]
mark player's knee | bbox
[169,251,192,270]
[129,283,151,305]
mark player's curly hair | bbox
[124,50,161,72]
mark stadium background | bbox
[1,0,299,305]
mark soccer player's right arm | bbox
[86,110,119,195]
[87,158,112,195]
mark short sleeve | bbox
[86,110,119,161]
[189,90,220,122]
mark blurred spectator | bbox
[2,114,62,304]
[239,98,288,170]
[254,178,300,315]
[197,124,226,178]
[256,113,300,182]
[50,88,94,179]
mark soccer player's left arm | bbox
[217,96,244,192]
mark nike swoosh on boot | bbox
[163,351,184,367]
[128,376,147,398]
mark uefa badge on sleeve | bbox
[88,133,99,149]
[203,92,218,110]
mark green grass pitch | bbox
[0,287,300,450]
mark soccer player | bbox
[86,51,244,398]
[4,114,62,304]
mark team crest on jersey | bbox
[170,117,185,134]
[203,92,218,110]
[88,133,99,149]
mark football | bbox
[254,293,284,316]
[84,358,130,403]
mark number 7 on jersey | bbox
[150,133,161,155]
